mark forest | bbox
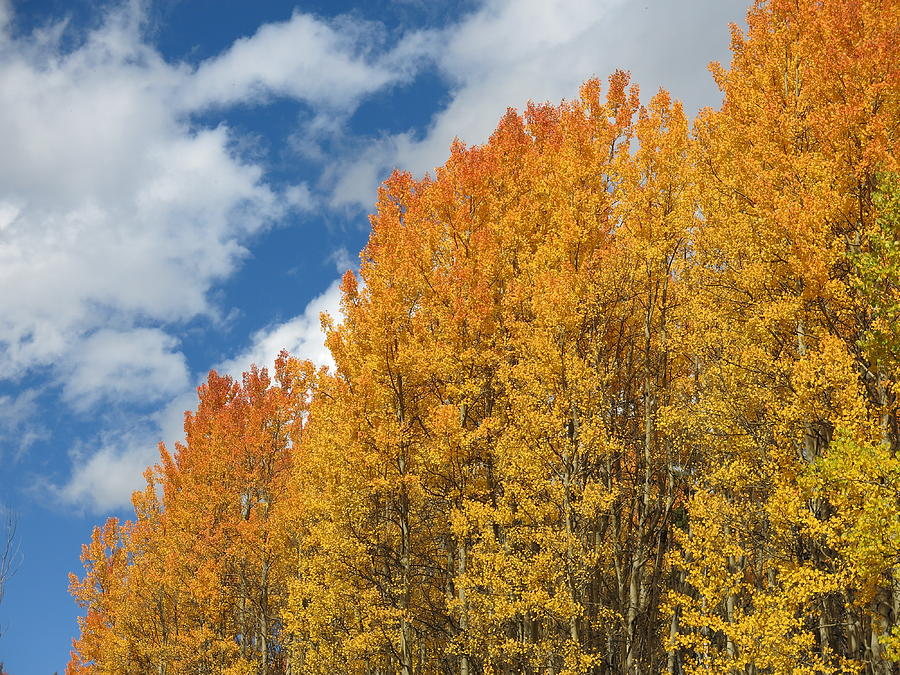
[67,0,900,672]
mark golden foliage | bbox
[69,0,900,672]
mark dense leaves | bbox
[69,0,900,672]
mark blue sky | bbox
[0,0,747,671]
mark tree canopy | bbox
[68,0,900,672]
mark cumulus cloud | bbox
[181,12,424,111]
[57,432,160,513]
[53,382,201,513]
[217,277,344,378]
[331,0,748,207]
[61,328,189,412]
[0,2,418,396]
[0,6,275,381]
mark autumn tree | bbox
[69,357,310,674]
[666,0,900,671]
[68,1,899,673]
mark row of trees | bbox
[68,0,900,672]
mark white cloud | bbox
[0,5,278,381]
[154,389,197,447]
[217,277,344,378]
[0,1,10,37]
[53,383,199,513]
[284,182,315,211]
[57,433,159,513]
[61,328,189,412]
[0,1,421,395]
[181,12,418,111]
[0,390,38,425]
[327,247,357,275]
[331,0,748,207]
[0,200,19,230]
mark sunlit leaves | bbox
[68,0,900,672]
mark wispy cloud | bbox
[0,389,46,463]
